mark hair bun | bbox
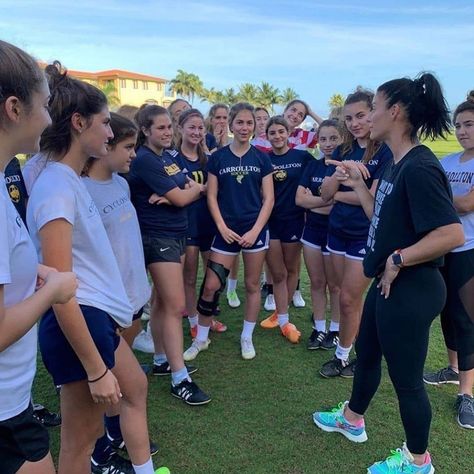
[44,61,69,90]
[467,90,474,102]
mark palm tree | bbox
[279,87,299,106]
[99,81,120,108]
[257,82,280,113]
[329,93,345,108]
[237,83,258,104]
[169,69,204,104]
[223,88,239,106]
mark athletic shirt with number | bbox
[175,152,216,239]
[206,145,273,231]
[269,148,312,220]
[0,175,38,421]
[363,145,460,278]
[327,141,392,239]
[441,152,474,253]
[27,162,133,328]
[128,146,188,238]
[82,174,151,313]
[4,157,28,224]
[299,157,330,227]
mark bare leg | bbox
[242,250,267,322]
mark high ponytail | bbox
[377,72,451,141]
[453,90,474,123]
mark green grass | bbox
[32,273,474,474]
[424,133,461,158]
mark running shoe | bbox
[152,362,197,376]
[320,330,339,350]
[260,311,278,329]
[241,338,256,360]
[261,283,269,299]
[292,290,306,308]
[423,366,459,385]
[367,443,434,473]
[91,452,134,474]
[457,394,474,429]
[307,330,327,350]
[320,356,355,378]
[183,339,210,361]
[107,433,159,456]
[210,319,227,333]
[264,293,276,311]
[313,401,367,443]
[226,290,241,308]
[32,404,61,428]
[171,379,212,405]
[132,329,155,354]
[281,322,301,343]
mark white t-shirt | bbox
[441,152,474,253]
[83,174,150,313]
[27,162,133,327]
[22,153,48,195]
[0,174,38,421]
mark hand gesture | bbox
[218,223,241,244]
[45,270,77,304]
[377,256,401,299]
[326,160,370,189]
[239,229,258,248]
[88,368,122,405]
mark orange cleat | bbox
[281,322,301,344]
[190,325,197,339]
[260,311,279,329]
[210,319,227,333]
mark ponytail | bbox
[135,104,169,148]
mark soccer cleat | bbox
[423,366,459,385]
[292,290,306,308]
[108,434,159,456]
[307,330,327,350]
[183,339,210,361]
[152,362,197,376]
[132,329,155,354]
[91,452,134,474]
[264,293,276,311]
[227,289,241,308]
[260,311,278,329]
[210,319,227,333]
[171,379,211,406]
[313,401,367,443]
[320,356,355,378]
[457,394,474,429]
[320,330,339,350]
[280,322,301,344]
[241,338,256,360]
[367,443,434,473]
[32,404,61,428]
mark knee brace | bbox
[197,260,230,316]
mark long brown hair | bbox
[177,108,207,170]
[135,104,169,148]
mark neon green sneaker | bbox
[226,289,241,308]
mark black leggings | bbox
[349,266,446,454]
[440,249,474,371]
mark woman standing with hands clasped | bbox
[313,73,464,473]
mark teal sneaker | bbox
[368,443,434,473]
[313,401,368,443]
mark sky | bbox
[1,0,472,116]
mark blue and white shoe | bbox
[368,443,434,473]
[313,401,367,443]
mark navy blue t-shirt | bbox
[128,146,188,238]
[269,148,312,220]
[206,133,217,151]
[207,145,273,231]
[299,157,330,228]
[327,141,392,239]
[4,157,28,225]
[176,152,215,238]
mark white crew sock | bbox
[196,324,210,343]
[241,320,256,339]
[335,344,352,362]
[329,321,340,332]
[133,458,154,474]
[188,314,198,328]
[227,278,237,292]
[313,319,326,332]
[277,313,289,327]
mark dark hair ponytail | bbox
[40,61,108,158]
[377,72,451,141]
[135,104,169,148]
[453,90,474,123]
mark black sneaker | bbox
[320,331,339,350]
[307,330,327,350]
[320,356,353,378]
[32,404,61,428]
[152,362,197,376]
[108,433,159,456]
[423,366,459,385]
[261,283,269,299]
[456,394,474,429]
[171,379,211,405]
[340,358,356,378]
[91,452,134,474]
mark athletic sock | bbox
[313,319,326,332]
[153,353,167,365]
[278,313,289,327]
[227,278,237,293]
[91,433,113,465]
[267,284,274,295]
[171,367,189,386]
[188,314,198,328]
[329,321,340,332]
[335,344,352,362]
[132,457,155,474]
[105,414,122,441]
[241,320,256,339]
[196,324,210,343]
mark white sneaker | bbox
[227,290,241,308]
[264,293,276,311]
[241,338,256,360]
[183,339,210,361]
[132,329,155,353]
[292,290,306,308]
[141,302,151,321]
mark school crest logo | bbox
[273,169,287,182]
[8,184,20,203]
[236,173,245,184]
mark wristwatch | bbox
[391,250,404,268]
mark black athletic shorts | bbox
[142,235,186,265]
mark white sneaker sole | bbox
[313,415,368,443]
[367,468,434,474]
[183,341,210,361]
[457,415,474,429]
